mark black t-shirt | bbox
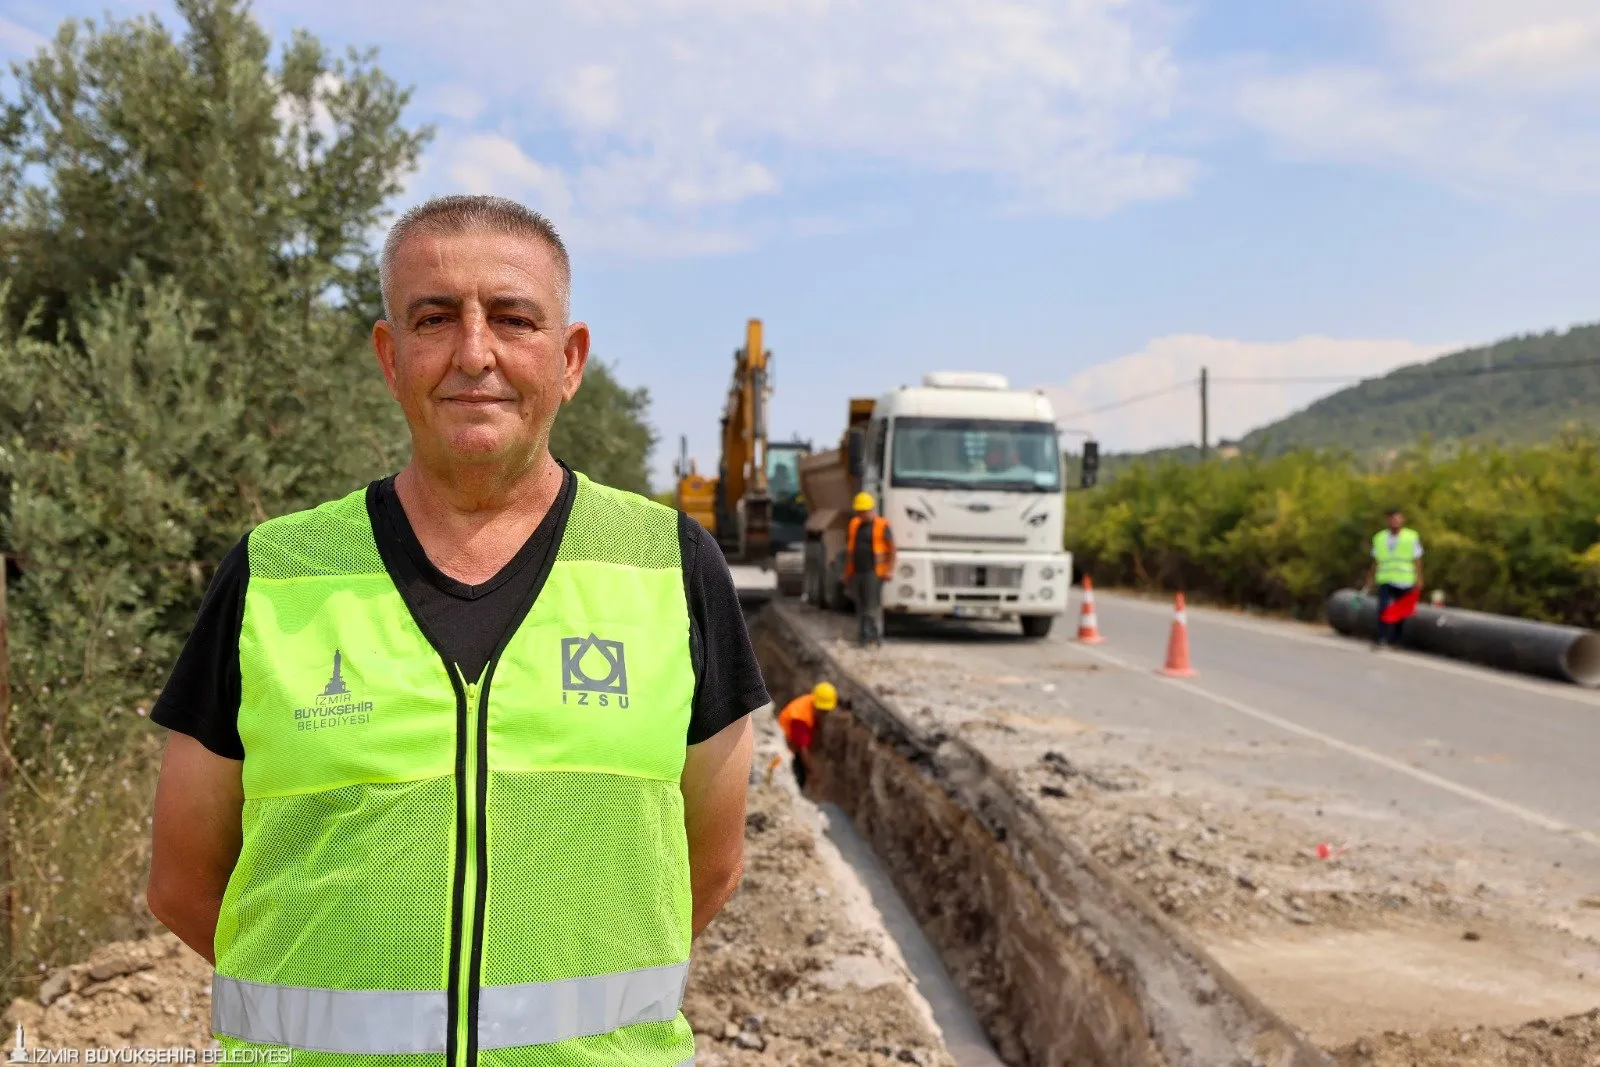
[152,467,770,758]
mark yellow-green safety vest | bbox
[213,472,698,1067]
[1372,527,1421,588]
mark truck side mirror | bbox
[846,428,865,478]
[1080,440,1100,489]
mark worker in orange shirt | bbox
[844,492,894,647]
[778,681,837,788]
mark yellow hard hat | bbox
[852,492,875,512]
[812,681,838,710]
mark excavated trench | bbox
[749,603,1334,1067]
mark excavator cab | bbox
[766,439,812,553]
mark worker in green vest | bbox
[1364,507,1424,649]
[145,195,768,1067]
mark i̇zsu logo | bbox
[561,634,629,708]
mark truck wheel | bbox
[1021,615,1054,638]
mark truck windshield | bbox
[889,417,1061,492]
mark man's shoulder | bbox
[563,471,685,567]
[571,471,675,519]
[245,484,380,577]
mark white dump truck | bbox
[798,372,1072,637]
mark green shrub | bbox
[1065,435,1600,626]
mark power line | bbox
[1058,379,1197,420]
[1059,355,1600,424]
[1216,354,1600,386]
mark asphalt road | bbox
[892,589,1600,878]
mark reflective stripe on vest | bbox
[216,473,698,1067]
[1373,528,1420,586]
[845,515,892,579]
[214,962,689,1053]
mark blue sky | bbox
[5,0,1600,488]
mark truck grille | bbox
[934,563,1023,590]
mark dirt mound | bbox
[685,746,951,1066]
[6,714,952,1066]
[1331,1008,1600,1066]
[4,933,213,1051]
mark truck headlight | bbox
[898,564,913,579]
[899,584,914,598]
[1040,566,1056,580]
[1040,587,1053,600]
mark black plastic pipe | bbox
[1325,589,1600,687]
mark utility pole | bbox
[1199,366,1210,460]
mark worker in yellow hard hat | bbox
[843,491,894,647]
[777,681,838,788]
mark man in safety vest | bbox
[777,682,836,789]
[1364,507,1424,649]
[145,195,768,1067]
[844,492,894,647]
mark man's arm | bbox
[681,715,754,937]
[148,733,244,963]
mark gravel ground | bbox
[4,712,953,1066]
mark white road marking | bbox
[1092,591,1600,710]
[1068,640,1600,849]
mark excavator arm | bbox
[675,318,787,564]
[715,318,773,560]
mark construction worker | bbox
[777,681,837,788]
[844,491,894,647]
[144,195,768,1066]
[1364,507,1424,649]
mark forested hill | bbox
[1239,323,1600,455]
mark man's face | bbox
[1388,511,1405,532]
[373,228,588,468]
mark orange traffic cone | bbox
[1159,592,1197,677]
[1076,576,1106,644]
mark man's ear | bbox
[372,319,402,402]
[561,321,591,402]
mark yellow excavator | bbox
[673,318,810,590]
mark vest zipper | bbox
[455,676,485,1067]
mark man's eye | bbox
[499,317,533,329]
[416,314,449,327]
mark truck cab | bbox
[804,372,1072,637]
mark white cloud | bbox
[0,16,47,58]
[1378,0,1600,93]
[376,0,1194,255]
[1230,2,1600,198]
[1039,335,1457,452]
[412,132,753,258]
[420,84,488,123]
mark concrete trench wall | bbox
[750,605,1333,1067]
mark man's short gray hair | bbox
[378,195,572,321]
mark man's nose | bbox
[455,308,496,376]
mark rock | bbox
[88,950,151,982]
[805,929,827,946]
[38,969,74,1007]
[1463,930,1482,941]
[721,1022,740,1041]
[733,1031,765,1050]
[742,1013,764,1033]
